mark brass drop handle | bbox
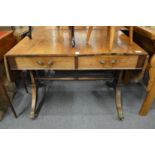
[36,61,44,66]
[48,60,54,66]
[111,59,117,64]
[99,60,105,64]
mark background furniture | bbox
[133,26,155,55]
[139,55,155,115]
[0,31,17,61]
[122,26,155,115]
[124,26,155,57]
[129,26,155,115]
[0,30,17,120]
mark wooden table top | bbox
[134,26,155,40]
[0,31,12,39]
[6,28,147,57]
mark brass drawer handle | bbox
[48,60,54,66]
[36,61,44,66]
[99,60,105,64]
[111,60,117,64]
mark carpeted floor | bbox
[0,81,155,129]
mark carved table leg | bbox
[139,55,155,115]
[107,71,124,120]
[115,85,123,120]
[29,71,38,119]
[115,71,124,120]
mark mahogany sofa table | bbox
[4,28,148,120]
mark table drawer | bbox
[78,55,138,69]
[9,56,75,70]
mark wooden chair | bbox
[86,26,133,50]
[139,55,155,116]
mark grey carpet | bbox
[0,81,155,129]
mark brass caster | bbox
[118,116,124,121]
[29,112,37,119]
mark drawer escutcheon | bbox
[48,60,54,66]
[99,60,105,64]
[111,59,117,64]
[36,61,44,66]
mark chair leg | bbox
[86,26,93,43]
[129,26,133,45]
[109,26,115,51]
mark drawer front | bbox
[78,55,138,69]
[9,56,75,70]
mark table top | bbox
[0,31,13,39]
[134,26,155,40]
[6,28,147,57]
